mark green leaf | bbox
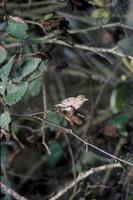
[92,8,111,19]
[111,115,129,125]
[38,60,48,73]
[44,13,54,20]
[110,115,130,138]
[0,56,15,82]
[21,58,41,78]
[27,60,48,96]
[110,82,133,113]
[6,17,28,39]
[118,127,128,137]
[47,140,64,167]
[122,57,133,73]
[93,0,105,7]
[0,82,6,96]
[28,76,42,96]
[0,45,7,64]
[5,81,28,105]
[0,111,11,130]
[117,35,133,55]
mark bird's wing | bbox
[54,97,74,108]
[60,97,74,107]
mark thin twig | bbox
[25,20,47,34]
[42,81,51,155]
[49,163,122,200]
[0,182,28,200]
[68,22,133,34]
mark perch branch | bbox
[11,114,133,166]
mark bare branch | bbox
[49,163,122,200]
[37,38,133,59]
[6,37,133,59]
[68,22,133,34]
[0,182,28,200]
[5,36,133,59]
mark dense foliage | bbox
[0,0,133,200]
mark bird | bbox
[54,95,88,112]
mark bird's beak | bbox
[85,98,88,101]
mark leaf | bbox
[110,82,133,113]
[5,81,28,105]
[6,16,28,39]
[44,13,54,20]
[130,58,133,67]
[28,76,42,96]
[92,8,111,19]
[94,0,105,7]
[0,45,7,64]
[117,36,133,55]
[122,58,133,73]
[0,82,6,96]
[47,140,64,167]
[27,60,48,96]
[110,115,130,138]
[111,115,129,125]
[0,111,11,130]
[0,56,15,82]
[118,127,128,137]
[21,58,41,78]
[38,60,48,73]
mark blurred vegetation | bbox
[0,0,133,200]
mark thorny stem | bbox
[12,114,133,166]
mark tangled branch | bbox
[49,163,122,200]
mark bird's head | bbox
[76,95,88,105]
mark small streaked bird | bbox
[55,95,88,111]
